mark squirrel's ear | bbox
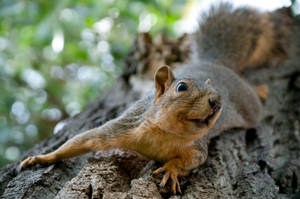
[154,65,174,100]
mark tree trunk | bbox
[1,10,300,199]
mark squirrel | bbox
[20,3,292,194]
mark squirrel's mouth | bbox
[188,102,222,128]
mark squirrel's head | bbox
[151,66,222,139]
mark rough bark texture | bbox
[1,9,300,199]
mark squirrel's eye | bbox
[176,82,189,92]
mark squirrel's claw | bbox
[20,156,39,168]
[153,166,182,194]
[160,171,169,187]
[153,167,164,175]
[170,172,182,194]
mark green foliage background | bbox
[0,0,298,168]
[0,0,190,167]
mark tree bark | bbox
[1,11,300,199]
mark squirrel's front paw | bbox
[20,155,41,168]
[153,165,182,194]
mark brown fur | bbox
[20,66,225,194]
[20,4,287,194]
[194,3,292,73]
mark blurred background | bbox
[0,0,299,168]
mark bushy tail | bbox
[193,3,294,73]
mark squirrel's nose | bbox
[208,95,221,110]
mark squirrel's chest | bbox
[132,131,190,162]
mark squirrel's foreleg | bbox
[153,141,208,194]
[20,127,113,168]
